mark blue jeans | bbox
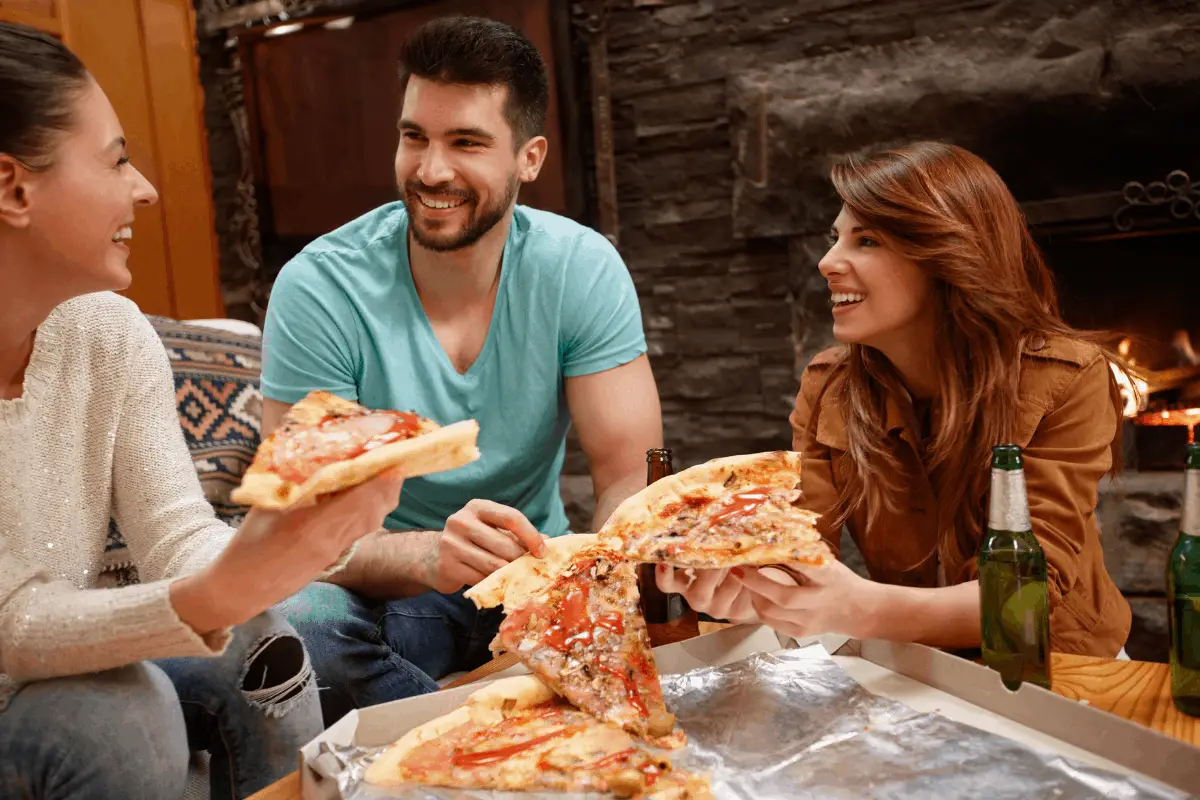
[0,610,322,800]
[279,582,504,727]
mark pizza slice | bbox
[364,675,711,798]
[472,544,683,747]
[599,450,833,569]
[231,390,479,510]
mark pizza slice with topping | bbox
[599,450,833,569]
[492,551,684,747]
[364,675,711,798]
[231,390,479,509]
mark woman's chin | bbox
[99,258,134,292]
[831,323,864,345]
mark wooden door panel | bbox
[62,0,176,317]
[139,0,223,319]
[0,0,55,13]
[0,0,63,34]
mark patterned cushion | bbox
[148,315,262,522]
[102,317,262,584]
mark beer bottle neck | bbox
[646,449,673,484]
[988,466,1031,532]
[1184,469,1200,537]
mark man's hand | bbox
[426,500,547,593]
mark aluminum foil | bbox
[320,647,1189,799]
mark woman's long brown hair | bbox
[821,141,1122,580]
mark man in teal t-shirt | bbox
[268,17,662,723]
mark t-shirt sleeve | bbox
[261,252,361,403]
[560,233,647,378]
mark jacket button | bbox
[1029,335,1047,351]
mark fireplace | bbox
[1026,171,1200,470]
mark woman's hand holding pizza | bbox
[659,558,879,640]
[736,559,877,640]
[656,565,759,624]
[172,469,406,635]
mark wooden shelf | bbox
[0,7,64,35]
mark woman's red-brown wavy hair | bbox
[819,140,1122,579]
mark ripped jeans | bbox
[0,609,322,800]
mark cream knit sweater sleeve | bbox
[111,311,234,583]
[0,293,234,692]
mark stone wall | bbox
[1097,470,1182,662]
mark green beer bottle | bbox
[1167,442,1200,717]
[978,444,1052,690]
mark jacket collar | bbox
[814,386,909,451]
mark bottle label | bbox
[989,467,1031,532]
[1184,470,1200,537]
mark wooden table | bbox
[249,650,1198,800]
[1051,652,1198,746]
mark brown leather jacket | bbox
[790,335,1131,657]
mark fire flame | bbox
[1109,361,1148,418]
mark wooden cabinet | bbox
[0,0,224,319]
[0,0,63,35]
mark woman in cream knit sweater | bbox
[0,23,405,800]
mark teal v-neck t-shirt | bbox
[260,203,646,536]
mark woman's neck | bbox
[0,243,66,397]
[870,320,940,400]
[0,332,35,400]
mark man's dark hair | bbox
[398,16,549,146]
[0,22,90,169]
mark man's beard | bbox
[403,175,519,252]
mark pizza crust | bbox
[597,451,802,545]
[364,675,555,786]
[649,773,717,799]
[463,674,558,725]
[465,533,602,610]
[231,391,480,510]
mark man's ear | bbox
[0,156,34,229]
[516,135,548,184]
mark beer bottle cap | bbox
[991,444,1023,470]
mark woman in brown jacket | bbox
[659,141,1131,658]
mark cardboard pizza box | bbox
[297,625,1199,799]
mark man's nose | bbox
[416,145,454,187]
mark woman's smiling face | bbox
[818,206,935,348]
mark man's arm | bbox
[565,355,663,531]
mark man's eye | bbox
[403,131,424,141]
[456,139,481,148]
[116,156,131,168]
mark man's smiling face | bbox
[395,76,535,252]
